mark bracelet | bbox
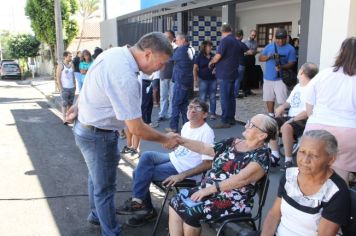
[214,181,221,193]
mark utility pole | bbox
[54,0,64,92]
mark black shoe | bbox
[121,146,132,154]
[88,219,100,226]
[270,155,280,167]
[116,198,149,215]
[237,94,244,99]
[213,122,231,129]
[281,161,293,171]
[126,209,158,227]
[157,117,166,122]
[229,119,237,125]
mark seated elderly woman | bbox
[261,130,350,236]
[168,114,278,236]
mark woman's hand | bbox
[190,186,215,202]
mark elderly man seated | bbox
[117,98,215,227]
[261,130,350,236]
[269,62,319,169]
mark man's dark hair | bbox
[165,30,176,39]
[221,23,232,33]
[63,51,71,57]
[333,37,356,76]
[189,98,209,113]
[135,32,173,56]
[200,40,213,55]
[301,62,319,79]
[236,30,244,38]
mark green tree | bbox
[25,0,79,64]
[7,34,41,59]
[77,0,100,50]
[7,34,41,72]
[0,30,13,59]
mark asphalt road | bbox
[0,79,283,236]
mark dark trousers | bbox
[170,83,190,130]
[141,80,153,124]
[218,79,236,123]
[242,55,256,92]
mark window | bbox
[256,22,292,47]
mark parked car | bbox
[0,59,15,69]
[0,62,22,80]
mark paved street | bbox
[0,78,282,236]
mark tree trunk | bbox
[76,17,86,51]
[50,45,60,93]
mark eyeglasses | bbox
[187,105,203,112]
[246,120,267,133]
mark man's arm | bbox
[125,118,178,149]
[162,160,212,186]
[259,54,270,62]
[56,64,63,91]
[261,197,282,236]
[193,64,199,88]
[274,102,290,117]
[306,103,314,117]
[209,53,222,67]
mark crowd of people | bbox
[59,24,355,236]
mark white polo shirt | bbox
[78,46,142,130]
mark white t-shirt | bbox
[60,63,75,89]
[78,46,141,130]
[169,122,215,181]
[276,168,349,236]
[286,84,307,117]
[305,67,356,128]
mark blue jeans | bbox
[199,79,217,115]
[234,65,245,97]
[132,151,178,209]
[159,79,174,119]
[218,79,236,123]
[74,72,82,91]
[73,121,121,236]
[170,83,190,131]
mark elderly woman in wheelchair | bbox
[261,130,350,236]
[269,62,319,170]
[168,114,278,236]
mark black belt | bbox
[81,123,116,133]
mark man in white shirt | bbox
[67,32,178,236]
[269,62,319,169]
[117,99,215,227]
[56,51,76,124]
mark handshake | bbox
[162,132,184,149]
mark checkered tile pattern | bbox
[171,15,222,53]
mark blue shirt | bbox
[261,42,296,81]
[172,45,194,87]
[216,34,241,80]
[194,52,215,80]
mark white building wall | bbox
[319,0,356,69]
[100,18,118,49]
[236,0,301,38]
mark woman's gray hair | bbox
[257,114,279,142]
[303,130,338,156]
[135,32,173,56]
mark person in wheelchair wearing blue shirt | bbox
[269,62,319,170]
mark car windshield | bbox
[3,64,19,69]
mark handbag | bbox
[274,43,297,90]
